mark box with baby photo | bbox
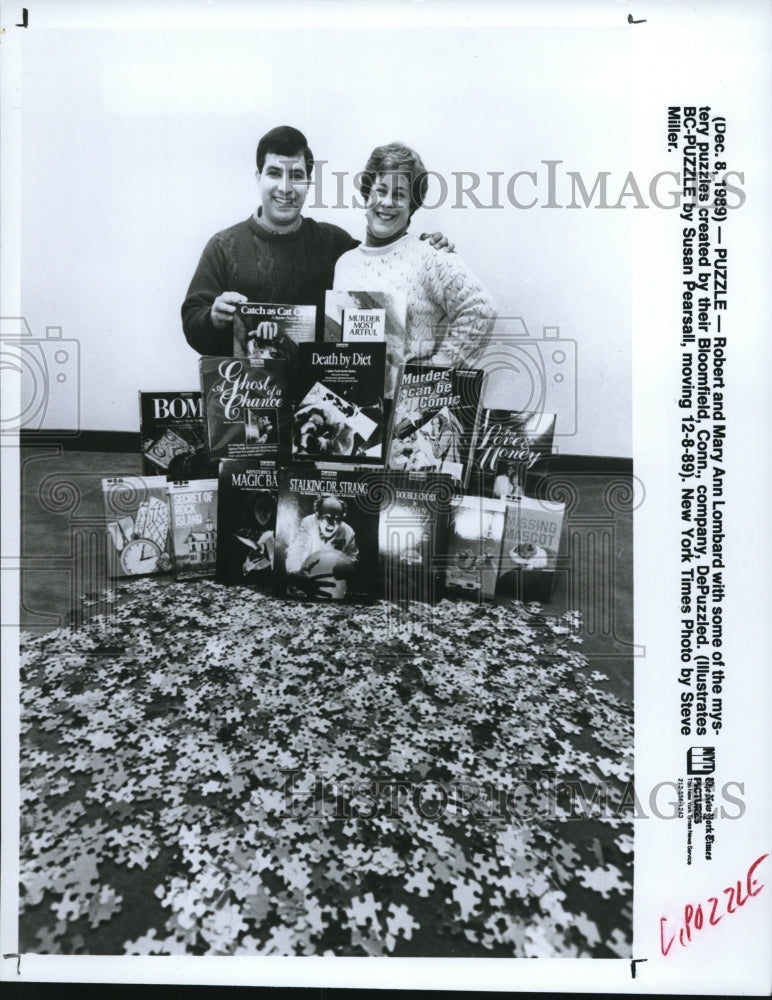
[273,465,382,602]
[292,342,387,463]
[444,495,507,601]
[216,459,278,589]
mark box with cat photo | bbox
[233,302,316,360]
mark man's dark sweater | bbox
[181,215,358,354]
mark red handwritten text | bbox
[660,852,768,955]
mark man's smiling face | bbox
[256,151,309,230]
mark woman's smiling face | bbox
[365,172,412,240]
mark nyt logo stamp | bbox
[687,746,716,775]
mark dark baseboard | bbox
[533,454,633,475]
[20,429,142,452]
[19,429,633,475]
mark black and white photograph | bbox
[167,478,219,581]
[291,342,387,462]
[200,355,289,460]
[273,466,381,603]
[1,0,770,994]
[215,459,278,589]
[139,390,216,481]
[232,302,316,362]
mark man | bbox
[284,494,358,600]
[285,495,358,573]
[182,125,450,353]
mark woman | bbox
[333,142,496,394]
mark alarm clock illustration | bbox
[107,494,171,576]
[120,537,163,575]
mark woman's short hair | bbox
[359,142,428,215]
[256,125,314,178]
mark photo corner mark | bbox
[16,7,29,28]
[2,953,22,975]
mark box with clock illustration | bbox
[102,475,174,578]
[168,478,219,580]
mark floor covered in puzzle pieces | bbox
[17,447,635,956]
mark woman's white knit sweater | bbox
[333,234,496,390]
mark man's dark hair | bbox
[256,125,314,178]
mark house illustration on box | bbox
[184,512,217,565]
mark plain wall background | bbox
[19,18,632,456]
